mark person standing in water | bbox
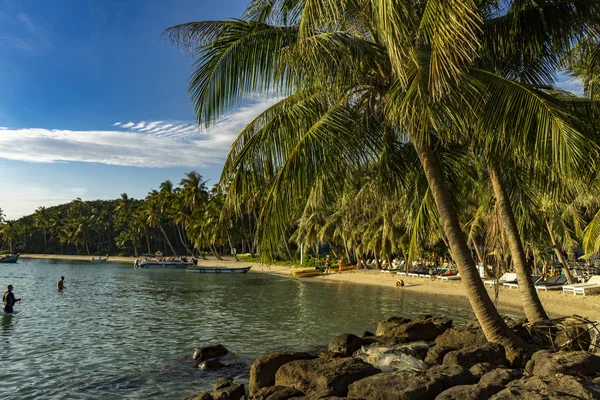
[3,285,21,314]
[57,276,65,290]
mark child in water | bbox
[57,276,65,290]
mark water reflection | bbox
[0,259,522,399]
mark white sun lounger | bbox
[563,275,600,294]
[484,273,517,287]
[437,273,460,281]
[503,276,541,289]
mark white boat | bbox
[134,259,192,269]
[91,256,109,263]
[186,266,252,273]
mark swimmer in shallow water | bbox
[57,276,65,290]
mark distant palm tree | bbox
[33,206,50,252]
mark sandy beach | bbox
[20,254,600,321]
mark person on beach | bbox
[338,258,344,273]
[3,285,20,314]
[325,256,332,274]
[57,276,65,290]
[396,279,405,287]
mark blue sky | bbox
[0,0,584,219]
[0,0,276,219]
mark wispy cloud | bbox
[0,11,52,54]
[556,73,584,97]
[0,100,277,168]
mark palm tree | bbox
[166,0,600,362]
[33,206,50,252]
[145,189,177,256]
[1,221,19,253]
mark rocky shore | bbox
[186,315,600,400]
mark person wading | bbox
[3,285,21,314]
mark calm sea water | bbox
[0,259,522,399]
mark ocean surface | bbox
[0,259,522,399]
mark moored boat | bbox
[134,259,193,268]
[0,254,20,264]
[186,266,252,273]
[291,268,323,277]
[91,256,109,263]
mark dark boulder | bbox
[425,326,487,366]
[199,359,226,370]
[328,334,375,357]
[433,326,486,348]
[289,391,362,400]
[252,386,304,400]
[348,371,444,400]
[212,377,245,400]
[376,317,411,336]
[186,393,214,400]
[489,375,600,399]
[434,384,504,400]
[479,368,523,387]
[275,357,380,396]
[426,365,476,389]
[194,344,229,363]
[379,316,452,344]
[525,350,600,378]
[360,331,375,338]
[443,343,507,369]
[249,352,314,396]
[468,363,496,379]
[425,345,456,366]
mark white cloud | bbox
[0,99,277,168]
[131,121,146,130]
[555,73,584,97]
[112,122,121,126]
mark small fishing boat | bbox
[291,269,323,277]
[134,259,193,269]
[186,266,252,274]
[0,254,19,264]
[91,256,109,263]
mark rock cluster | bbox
[185,315,600,400]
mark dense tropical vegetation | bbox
[0,172,258,259]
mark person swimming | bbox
[57,276,65,290]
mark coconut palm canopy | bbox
[164,0,600,362]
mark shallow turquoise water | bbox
[0,259,521,399]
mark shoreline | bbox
[20,254,600,321]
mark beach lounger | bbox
[438,273,460,281]
[503,276,540,289]
[484,272,517,287]
[573,284,600,296]
[562,275,600,294]
[535,276,568,292]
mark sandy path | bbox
[20,254,599,321]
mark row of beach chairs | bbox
[484,272,600,296]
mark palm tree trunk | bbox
[158,223,177,256]
[471,238,485,264]
[211,244,223,260]
[488,165,548,322]
[145,230,152,255]
[545,218,576,284]
[176,224,192,255]
[413,140,528,363]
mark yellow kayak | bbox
[291,269,324,277]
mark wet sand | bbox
[20,254,600,321]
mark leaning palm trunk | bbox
[545,219,576,284]
[158,224,177,256]
[488,165,548,322]
[413,140,528,363]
